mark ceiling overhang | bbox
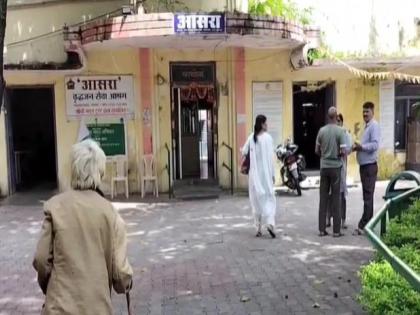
[65,12,320,51]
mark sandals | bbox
[352,229,363,236]
[267,227,276,238]
[319,231,345,237]
[255,226,276,238]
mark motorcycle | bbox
[275,139,306,196]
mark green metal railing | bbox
[365,182,420,292]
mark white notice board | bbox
[379,80,395,150]
[65,75,135,120]
[252,82,283,145]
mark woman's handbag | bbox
[240,151,250,175]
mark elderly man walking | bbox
[316,107,347,237]
[353,102,381,235]
[33,140,133,315]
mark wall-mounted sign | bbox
[174,13,225,34]
[87,122,126,156]
[379,80,395,150]
[170,63,216,87]
[65,75,134,119]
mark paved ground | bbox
[0,183,387,315]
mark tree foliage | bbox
[248,0,312,25]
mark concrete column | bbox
[234,47,247,173]
[139,48,153,155]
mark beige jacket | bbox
[33,190,133,315]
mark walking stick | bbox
[126,292,132,315]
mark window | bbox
[394,82,420,151]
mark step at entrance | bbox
[173,180,222,200]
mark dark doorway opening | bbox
[394,81,420,151]
[172,88,215,180]
[170,62,218,182]
[6,87,57,193]
[293,82,335,170]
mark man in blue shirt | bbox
[352,102,381,235]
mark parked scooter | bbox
[275,139,306,196]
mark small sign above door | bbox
[174,13,225,34]
[170,63,216,87]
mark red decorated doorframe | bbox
[170,62,218,181]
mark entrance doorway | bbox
[170,62,217,182]
[293,82,335,170]
[5,87,57,193]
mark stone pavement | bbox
[0,183,388,315]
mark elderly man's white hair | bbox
[327,106,337,119]
[71,139,106,190]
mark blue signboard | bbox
[174,13,225,34]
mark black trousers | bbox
[358,163,378,230]
[327,192,346,222]
[319,167,341,234]
[341,193,346,221]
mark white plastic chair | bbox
[140,154,158,198]
[111,155,129,199]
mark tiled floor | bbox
[0,183,388,314]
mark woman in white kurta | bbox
[242,115,277,238]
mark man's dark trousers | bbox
[319,167,341,234]
[327,192,346,226]
[358,163,378,230]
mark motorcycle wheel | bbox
[298,156,306,171]
[293,177,302,196]
[285,180,295,190]
[296,182,302,196]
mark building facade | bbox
[0,0,419,197]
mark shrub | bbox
[359,261,420,315]
[377,151,403,180]
[248,0,313,26]
[394,245,420,273]
[383,199,420,250]
[359,199,420,314]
